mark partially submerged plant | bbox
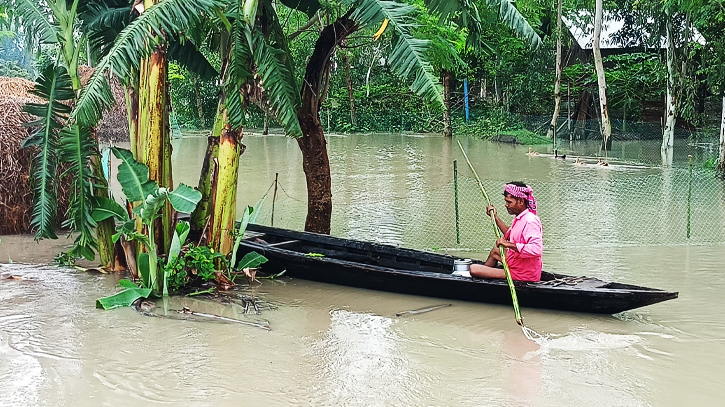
[95,148,201,309]
[227,203,268,284]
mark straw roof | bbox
[0,77,44,234]
[0,76,69,234]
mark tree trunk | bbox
[442,69,452,138]
[366,44,379,97]
[663,9,677,153]
[263,114,269,135]
[296,14,358,234]
[208,122,244,256]
[139,45,173,254]
[718,95,725,172]
[547,0,563,140]
[190,133,219,236]
[593,0,611,149]
[125,84,139,157]
[341,39,356,128]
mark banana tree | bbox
[6,0,116,264]
[81,0,219,255]
[94,147,202,296]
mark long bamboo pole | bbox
[456,141,523,326]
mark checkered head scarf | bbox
[504,183,537,215]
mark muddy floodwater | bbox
[2,133,724,406]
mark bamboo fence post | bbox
[454,160,460,245]
[271,173,279,227]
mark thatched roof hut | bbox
[0,76,53,234]
[0,68,128,235]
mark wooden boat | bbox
[239,224,678,314]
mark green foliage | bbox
[346,0,444,108]
[102,148,202,295]
[168,60,220,129]
[53,251,76,266]
[71,0,226,127]
[21,63,75,241]
[58,124,99,261]
[164,244,227,292]
[703,157,718,169]
[453,105,529,139]
[0,59,30,78]
[228,198,268,280]
[563,53,667,117]
[236,251,268,270]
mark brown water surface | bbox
[1,133,723,406]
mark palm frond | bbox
[71,0,226,127]
[168,37,219,81]
[344,0,443,108]
[427,0,542,50]
[81,2,133,62]
[250,28,302,135]
[3,0,58,45]
[21,64,75,240]
[485,0,542,49]
[223,15,253,130]
[58,124,99,260]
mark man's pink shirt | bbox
[503,209,543,281]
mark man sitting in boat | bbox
[470,182,543,281]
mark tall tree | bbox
[662,7,676,154]
[286,0,542,233]
[547,0,563,140]
[593,0,612,148]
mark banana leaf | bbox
[96,287,152,310]
[236,251,268,270]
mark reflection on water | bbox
[310,310,420,406]
[2,133,725,406]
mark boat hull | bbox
[239,225,678,314]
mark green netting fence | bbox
[251,165,725,253]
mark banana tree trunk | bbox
[442,69,452,138]
[547,0,563,140]
[125,84,139,157]
[663,10,677,153]
[208,120,244,256]
[593,0,611,149]
[138,45,173,255]
[190,100,224,236]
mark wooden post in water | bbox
[271,173,279,227]
[454,160,460,245]
[567,82,572,140]
[687,156,692,239]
